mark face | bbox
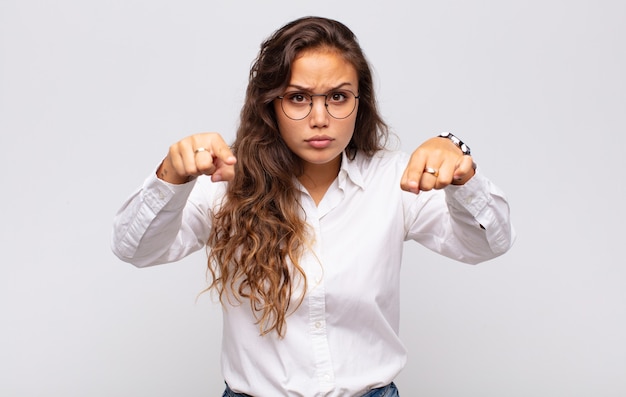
[274,49,359,175]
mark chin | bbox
[304,153,342,165]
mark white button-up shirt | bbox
[112,150,514,397]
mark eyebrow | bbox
[284,82,355,93]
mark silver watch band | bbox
[438,132,471,155]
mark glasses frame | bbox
[276,90,360,120]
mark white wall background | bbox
[1,0,625,396]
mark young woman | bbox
[112,16,514,397]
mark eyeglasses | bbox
[276,90,359,120]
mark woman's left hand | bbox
[400,136,475,194]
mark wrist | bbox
[157,159,189,184]
[438,132,471,156]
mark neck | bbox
[298,155,341,205]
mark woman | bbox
[112,16,514,397]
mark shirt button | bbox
[315,321,323,329]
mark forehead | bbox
[287,49,358,91]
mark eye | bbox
[285,92,309,104]
[328,91,348,103]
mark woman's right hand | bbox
[156,133,237,184]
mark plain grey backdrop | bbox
[1,0,625,396]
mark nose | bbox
[308,95,329,127]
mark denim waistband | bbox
[361,382,398,397]
[223,381,398,397]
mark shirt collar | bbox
[338,151,365,191]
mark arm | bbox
[401,133,515,264]
[111,174,211,267]
[111,132,236,267]
[404,170,515,264]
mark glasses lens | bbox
[325,91,357,119]
[280,91,357,120]
[280,92,311,120]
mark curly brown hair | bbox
[206,16,389,337]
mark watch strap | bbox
[438,132,471,155]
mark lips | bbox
[305,135,334,149]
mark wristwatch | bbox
[438,132,471,156]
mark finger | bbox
[193,147,217,176]
[210,153,236,182]
[192,134,236,173]
[167,140,195,178]
[419,168,438,192]
[400,152,427,194]
[431,161,455,189]
[452,155,476,185]
[178,139,202,177]
[186,134,236,182]
[211,162,235,182]
[210,134,237,166]
[208,135,237,181]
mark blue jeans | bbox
[222,382,399,397]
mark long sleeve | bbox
[111,173,217,268]
[404,167,515,265]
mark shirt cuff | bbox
[142,172,197,215]
[443,168,491,219]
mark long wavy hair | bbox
[206,16,389,337]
